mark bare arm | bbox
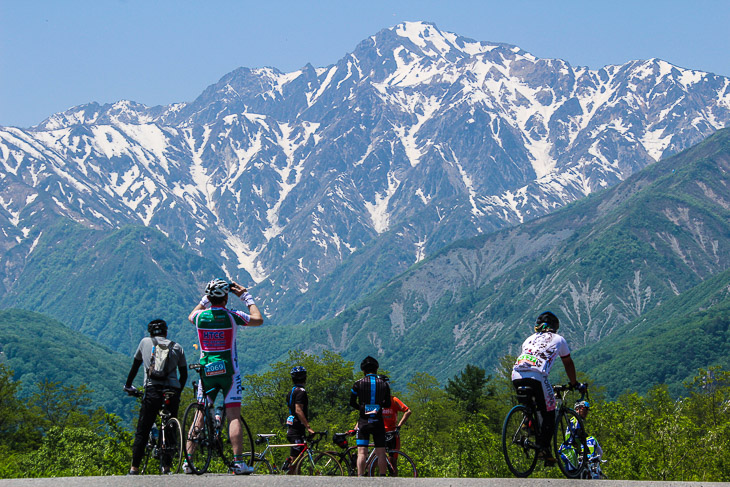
[294,403,315,434]
[230,282,264,326]
[561,354,578,385]
[397,409,412,428]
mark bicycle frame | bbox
[254,432,329,474]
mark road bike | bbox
[502,383,589,478]
[581,456,608,479]
[181,364,255,474]
[242,431,344,475]
[329,429,418,477]
[129,389,183,475]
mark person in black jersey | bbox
[282,365,314,472]
[350,356,391,476]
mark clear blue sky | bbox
[2,0,729,128]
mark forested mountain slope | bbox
[245,127,730,390]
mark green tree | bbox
[445,364,490,415]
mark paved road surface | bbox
[2,476,729,487]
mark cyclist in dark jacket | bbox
[123,319,187,475]
[350,356,391,476]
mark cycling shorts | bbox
[196,372,242,407]
[357,420,386,448]
[385,431,400,451]
[512,373,556,412]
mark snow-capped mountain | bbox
[1,21,729,318]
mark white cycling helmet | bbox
[205,278,230,298]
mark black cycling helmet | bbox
[148,319,168,337]
[360,355,379,373]
[290,365,307,383]
[205,278,230,298]
[535,311,559,332]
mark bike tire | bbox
[139,426,158,475]
[368,450,418,477]
[207,412,256,473]
[295,451,344,476]
[241,452,273,474]
[163,417,184,474]
[182,402,213,475]
[553,409,589,479]
[502,404,539,478]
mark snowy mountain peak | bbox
[1,22,729,321]
[390,21,499,60]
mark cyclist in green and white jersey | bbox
[185,278,263,475]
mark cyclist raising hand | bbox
[186,278,263,475]
[511,311,584,464]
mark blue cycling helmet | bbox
[291,366,307,383]
[574,400,590,410]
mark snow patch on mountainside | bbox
[365,172,400,233]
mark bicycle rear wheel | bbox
[182,402,213,474]
[554,409,588,479]
[502,404,539,478]
[162,417,184,474]
[368,450,418,477]
[207,413,256,473]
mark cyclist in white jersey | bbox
[512,311,585,463]
[185,278,263,475]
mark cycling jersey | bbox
[512,331,570,378]
[382,396,409,432]
[350,374,391,447]
[190,306,252,406]
[286,385,309,434]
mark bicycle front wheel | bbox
[139,427,159,475]
[554,409,588,479]
[182,402,213,474]
[162,417,184,474]
[295,451,344,475]
[368,450,418,477]
[502,404,539,478]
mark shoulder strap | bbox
[288,386,298,413]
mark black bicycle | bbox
[181,364,255,474]
[129,389,183,475]
[502,383,589,478]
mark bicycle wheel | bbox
[208,413,256,473]
[502,404,539,478]
[139,427,159,475]
[161,417,184,474]
[294,450,343,475]
[182,402,213,474]
[368,450,418,477]
[241,453,273,474]
[554,409,588,479]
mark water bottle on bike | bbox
[214,406,224,431]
